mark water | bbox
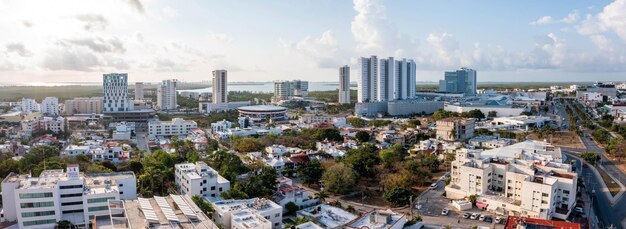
[178,82,359,93]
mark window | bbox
[19,192,53,199]
[563,190,570,194]
[20,201,54,208]
[211,186,216,190]
[61,201,83,206]
[88,206,109,212]
[542,193,549,197]
[23,219,56,226]
[275,213,280,217]
[61,193,82,198]
[60,185,83,189]
[87,197,116,204]
[119,184,124,187]
[62,209,84,214]
[22,210,56,218]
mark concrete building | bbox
[213,198,283,229]
[435,117,475,141]
[156,79,177,110]
[199,101,251,114]
[174,162,230,199]
[439,68,477,95]
[64,97,103,115]
[103,73,132,113]
[237,105,288,122]
[355,100,443,117]
[481,115,552,131]
[297,204,357,229]
[211,119,233,133]
[40,97,59,116]
[346,209,406,229]
[395,58,417,100]
[231,210,273,229]
[445,141,577,220]
[468,135,515,149]
[357,56,378,103]
[21,98,39,113]
[134,82,144,100]
[21,116,65,136]
[339,65,350,104]
[148,118,198,137]
[1,165,136,228]
[212,70,228,104]
[378,57,394,102]
[273,80,309,99]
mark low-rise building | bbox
[21,115,65,136]
[468,135,515,149]
[213,198,283,229]
[504,216,581,229]
[174,162,230,199]
[211,119,233,133]
[297,204,357,229]
[435,117,475,141]
[481,115,552,131]
[1,165,136,228]
[346,209,406,229]
[148,118,198,138]
[445,140,577,220]
[64,97,103,115]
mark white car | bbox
[470,213,480,220]
[575,207,584,214]
[479,215,486,221]
[430,183,438,189]
[495,217,502,224]
[441,208,449,215]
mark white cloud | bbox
[75,14,108,31]
[351,0,413,56]
[125,0,144,14]
[560,11,580,24]
[530,16,553,25]
[5,42,33,57]
[208,33,233,44]
[162,6,178,18]
[282,30,344,68]
[590,34,613,51]
[577,0,626,42]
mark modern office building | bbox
[212,70,228,104]
[21,98,39,113]
[439,68,477,95]
[40,97,59,116]
[148,118,198,137]
[339,65,350,104]
[446,141,577,220]
[103,73,132,113]
[273,80,309,99]
[134,82,144,100]
[174,162,231,199]
[357,56,378,103]
[64,97,103,115]
[156,79,177,110]
[1,165,136,228]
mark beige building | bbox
[445,140,577,220]
[435,117,475,141]
[64,97,103,115]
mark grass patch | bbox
[595,165,621,196]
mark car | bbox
[575,207,584,214]
[479,215,486,221]
[462,213,471,219]
[441,208,449,215]
[495,217,502,224]
[485,216,493,223]
[430,183,438,189]
[470,213,480,220]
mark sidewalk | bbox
[565,152,625,205]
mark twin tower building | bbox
[356,56,417,103]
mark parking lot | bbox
[416,180,505,229]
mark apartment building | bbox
[1,165,136,228]
[148,118,197,137]
[445,140,577,220]
[40,97,59,116]
[21,98,39,113]
[156,79,177,110]
[21,116,65,136]
[63,97,103,115]
[435,117,475,141]
[212,198,283,229]
[174,162,230,199]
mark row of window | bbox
[23,219,56,226]
[87,197,116,204]
[61,201,82,206]
[21,201,54,208]
[22,210,56,218]
[88,206,109,212]
[60,185,83,189]
[19,192,53,199]
[61,193,83,198]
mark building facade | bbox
[103,73,132,113]
[273,80,309,99]
[439,68,477,95]
[1,165,136,228]
[40,97,59,116]
[21,98,39,113]
[339,65,351,104]
[435,117,475,141]
[212,70,228,104]
[134,82,144,100]
[148,118,198,137]
[174,162,231,199]
[357,56,378,103]
[156,79,177,110]
[63,97,103,115]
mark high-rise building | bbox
[156,79,177,110]
[40,97,59,116]
[273,80,309,99]
[339,65,350,104]
[439,68,477,95]
[103,73,132,113]
[395,58,417,100]
[357,56,378,103]
[135,82,144,100]
[378,57,394,102]
[212,70,228,104]
[21,98,39,113]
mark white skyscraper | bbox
[357,56,378,103]
[212,70,228,104]
[339,65,350,104]
[135,82,144,100]
[395,58,417,100]
[157,79,177,110]
[40,97,59,116]
[103,73,132,113]
[378,57,394,102]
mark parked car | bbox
[575,207,584,214]
[495,217,502,224]
[470,213,480,220]
[430,183,439,189]
[479,215,486,221]
[462,213,471,219]
[441,208,449,216]
[485,216,493,223]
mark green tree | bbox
[297,160,324,185]
[186,151,201,163]
[312,128,342,141]
[0,158,19,179]
[431,110,458,120]
[322,163,358,194]
[408,119,421,127]
[383,186,413,206]
[468,195,477,205]
[55,220,73,229]
[237,167,278,198]
[355,131,370,143]
[580,152,600,164]
[233,137,264,152]
[379,144,404,167]
[220,186,250,199]
[285,202,299,215]
[347,117,367,127]
[343,144,379,177]
[488,111,498,118]
[462,109,485,119]
[192,195,215,214]
[205,150,250,182]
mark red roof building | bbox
[504,216,582,229]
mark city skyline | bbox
[1,0,626,83]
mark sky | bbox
[0,0,626,83]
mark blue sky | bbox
[0,0,625,83]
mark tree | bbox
[379,144,404,167]
[297,160,324,185]
[313,128,342,141]
[383,186,413,206]
[322,163,358,194]
[607,138,626,160]
[355,131,370,143]
[186,151,201,163]
[233,137,264,152]
[343,144,379,177]
[468,195,477,205]
[0,158,19,181]
[19,145,60,174]
[474,128,493,136]
[192,195,214,214]
[285,202,299,215]
[431,110,457,120]
[488,110,498,118]
[462,109,485,119]
[591,129,610,144]
[237,167,278,198]
[347,117,368,128]
[314,191,329,202]
[220,186,250,199]
[408,119,421,127]
[55,220,73,229]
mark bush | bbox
[383,186,413,206]
[322,163,358,194]
[285,202,299,215]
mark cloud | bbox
[162,6,178,18]
[59,37,126,54]
[152,58,188,72]
[126,0,144,14]
[351,0,413,56]
[282,30,344,68]
[590,34,613,51]
[207,33,233,43]
[42,47,101,71]
[75,14,108,31]
[561,11,580,24]
[530,16,553,25]
[21,20,32,28]
[577,0,626,42]
[5,43,33,57]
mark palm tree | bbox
[314,191,329,203]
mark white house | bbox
[174,162,231,199]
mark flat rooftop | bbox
[112,195,216,229]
